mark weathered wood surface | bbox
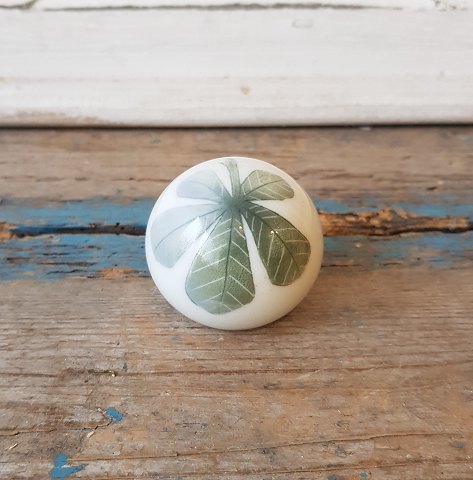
[3,0,473,9]
[1,4,473,127]
[1,126,472,479]
[1,127,472,201]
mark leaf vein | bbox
[230,275,255,296]
[189,276,225,292]
[230,254,252,274]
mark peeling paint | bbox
[49,454,85,479]
[104,406,124,422]
[1,196,471,232]
[1,197,471,281]
[1,231,472,281]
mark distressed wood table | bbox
[1,127,472,479]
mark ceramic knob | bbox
[146,156,323,330]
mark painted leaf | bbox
[151,159,311,315]
[186,210,255,314]
[242,202,311,286]
[177,170,228,202]
[241,170,294,201]
[151,204,224,268]
[223,158,241,196]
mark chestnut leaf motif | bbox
[151,159,311,314]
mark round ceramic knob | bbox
[146,156,323,330]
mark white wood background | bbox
[1,0,472,126]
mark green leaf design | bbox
[186,210,255,314]
[151,158,311,315]
[177,170,229,202]
[242,202,310,285]
[241,170,294,201]
[151,204,224,268]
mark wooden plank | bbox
[0,126,472,478]
[29,0,444,10]
[3,0,472,12]
[3,230,473,279]
[1,127,472,201]
[1,269,472,478]
[1,197,472,279]
[0,127,471,279]
[1,126,472,278]
[1,8,472,126]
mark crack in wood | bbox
[0,421,112,437]
[0,1,410,12]
[321,209,473,236]
[4,210,472,240]
[2,0,466,13]
[68,432,462,461]
[39,3,391,12]
[0,0,37,9]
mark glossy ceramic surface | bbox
[146,157,323,330]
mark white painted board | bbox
[25,0,473,10]
[0,5,472,126]
[29,0,440,9]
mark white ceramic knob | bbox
[146,157,323,330]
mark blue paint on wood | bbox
[1,231,472,281]
[335,445,346,455]
[50,454,85,479]
[323,232,472,268]
[0,233,146,280]
[391,200,472,219]
[316,199,367,213]
[0,198,154,228]
[53,454,68,468]
[1,195,471,232]
[105,406,124,422]
[360,473,368,479]
[1,196,471,281]
[316,196,472,219]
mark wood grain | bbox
[1,7,472,126]
[26,0,473,10]
[1,269,472,478]
[1,127,472,280]
[3,0,473,10]
[1,127,472,201]
[0,126,472,479]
